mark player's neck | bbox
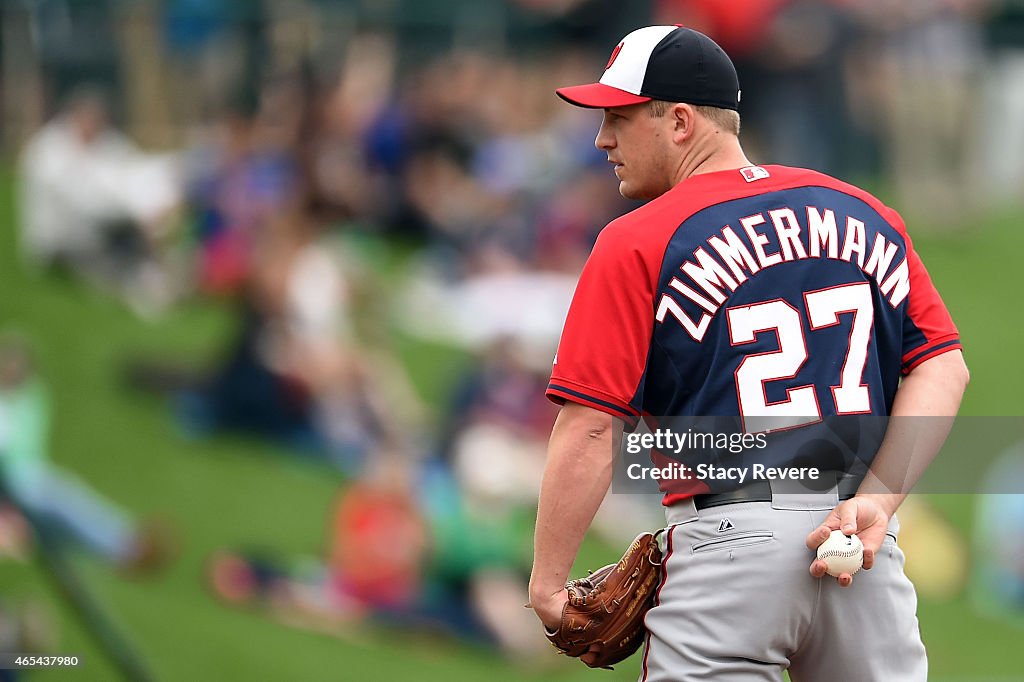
[672,136,752,184]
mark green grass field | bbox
[1,162,1022,681]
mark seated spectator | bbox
[206,454,548,662]
[18,86,182,314]
[0,334,172,573]
[179,202,423,475]
[185,85,302,297]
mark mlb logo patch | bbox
[740,166,770,183]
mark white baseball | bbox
[816,530,863,577]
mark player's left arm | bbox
[531,218,659,620]
[529,402,617,629]
[806,349,970,585]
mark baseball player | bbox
[528,26,969,681]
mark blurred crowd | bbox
[3,0,1024,662]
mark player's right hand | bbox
[527,588,569,631]
[805,495,893,587]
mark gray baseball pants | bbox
[640,488,927,681]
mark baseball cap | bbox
[556,25,740,111]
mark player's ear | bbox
[671,103,696,144]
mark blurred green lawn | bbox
[1,163,1022,681]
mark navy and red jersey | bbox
[546,165,961,498]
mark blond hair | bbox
[648,100,741,136]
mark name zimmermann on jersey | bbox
[657,205,909,342]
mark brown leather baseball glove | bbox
[544,531,663,669]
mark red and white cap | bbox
[556,25,741,111]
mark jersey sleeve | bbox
[547,223,656,425]
[892,214,962,373]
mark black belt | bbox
[692,476,860,510]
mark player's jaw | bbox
[611,160,639,200]
[611,157,667,201]
[606,150,656,200]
